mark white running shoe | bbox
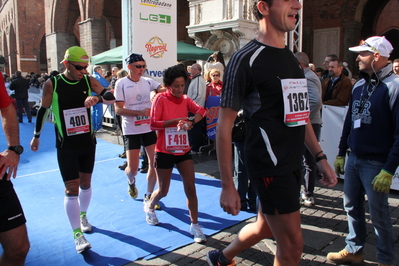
[190,223,207,243]
[143,204,159,225]
[80,215,92,233]
[74,233,91,253]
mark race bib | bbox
[63,107,90,136]
[165,127,190,153]
[281,78,310,127]
[135,115,150,126]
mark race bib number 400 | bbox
[281,78,310,127]
[165,127,189,153]
[63,107,90,136]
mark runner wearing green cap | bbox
[30,46,115,254]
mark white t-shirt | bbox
[114,76,160,135]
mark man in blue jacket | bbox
[91,65,110,130]
[328,36,397,266]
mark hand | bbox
[220,186,241,216]
[317,159,338,187]
[177,119,192,131]
[141,108,151,117]
[0,150,20,180]
[372,169,393,193]
[30,137,40,152]
[84,96,100,108]
[334,156,345,176]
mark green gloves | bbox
[334,156,345,176]
[372,169,393,193]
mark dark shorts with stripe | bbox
[155,151,192,169]
[124,131,157,150]
[0,176,26,232]
[57,146,96,182]
[251,169,301,215]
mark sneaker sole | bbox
[81,227,92,233]
[76,244,92,253]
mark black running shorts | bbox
[155,151,192,169]
[251,169,301,215]
[0,177,26,232]
[57,146,96,182]
[124,131,157,151]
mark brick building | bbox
[0,0,398,76]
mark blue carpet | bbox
[0,117,255,266]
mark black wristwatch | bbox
[8,145,24,155]
[188,116,196,125]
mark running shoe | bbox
[144,194,161,210]
[190,223,207,243]
[74,232,91,253]
[128,181,138,199]
[143,204,159,225]
[206,250,235,266]
[80,215,92,233]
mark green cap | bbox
[62,46,89,63]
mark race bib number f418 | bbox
[281,78,310,127]
[165,127,189,153]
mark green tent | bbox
[91,42,214,65]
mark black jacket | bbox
[10,77,30,99]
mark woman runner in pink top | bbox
[144,65,207,243]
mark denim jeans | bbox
[344,153,395,264]
[91,103,103,131]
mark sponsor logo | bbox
[140,13,171,24]
[145,36,168,59]
[140,0,172,8]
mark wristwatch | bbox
[188,116,196,125]
[8,145,24,155]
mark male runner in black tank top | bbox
[30,46,115,254]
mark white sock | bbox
[64,196,80,230]
[127,176,136,185]
[79,187,92,214]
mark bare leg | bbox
[176,159,198,223]
[267,210,303,266]
[125,149,140,183]
[144,144,157,193]
[223,203,273,260]
[148,168,173,209]
[0,224,30,266]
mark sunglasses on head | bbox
[133,64,146,69]
[69,63,88,71]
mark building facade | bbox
[0,0,398,76]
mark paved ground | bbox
[96,127,399,266]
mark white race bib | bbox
[165,127,190,153]
[281,78,310,127]
[63,107,90,136]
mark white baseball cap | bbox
[349,36,393,58]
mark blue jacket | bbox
[338,63,399,174]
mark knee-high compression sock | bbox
[64,196,81,231]
[78,187,92,215]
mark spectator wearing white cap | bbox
[328,36,397,266]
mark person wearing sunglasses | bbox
[114,53,161,210]
[205,69,223,101]
[30,46,115,254]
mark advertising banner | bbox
[123,0,177,83]
[205,96,221,140]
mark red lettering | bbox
[206,106,220,123]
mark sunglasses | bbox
[212,74,220,77]
[69,63,88,71]
[133,64,146,69]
